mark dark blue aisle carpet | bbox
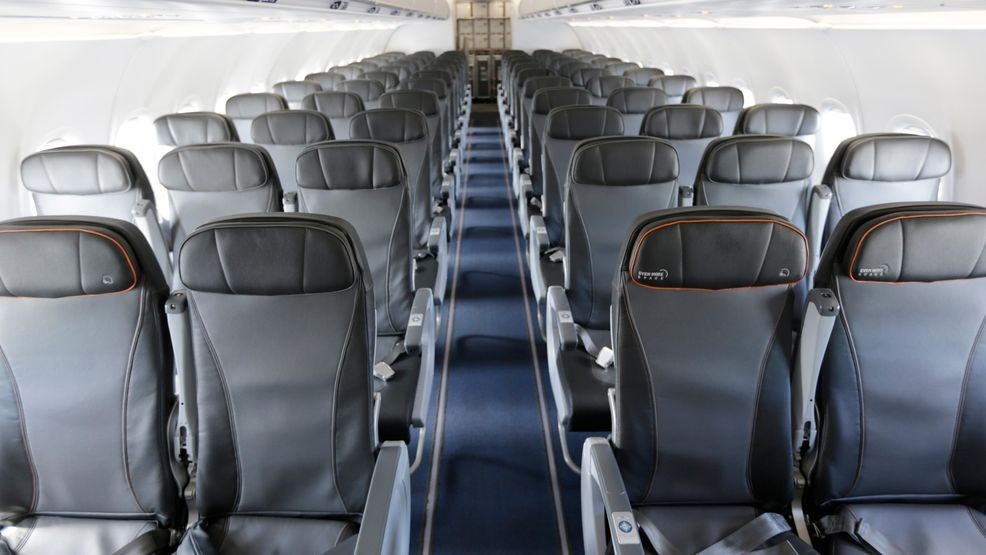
[404,106,593,554]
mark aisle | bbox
[410,105,577,554]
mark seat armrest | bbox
[678,186,694,208]
[807,185,833,287]
[793,288,840,456]
[283,192,298,213]
[520,172,534,201]
[132,200,173,283]
[440,173,452,201]
[528,215,552,305]
[165,291,197,462]
[581,438,644,555]
[355,441,411,555]
[408,289,436,429]
[547,286,578,351]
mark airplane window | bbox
[769,87,794,104]
[703,72,720,86]
[819,100,858,160]
[890,114,935,138]
[660,62,674,75]
[735,81,756,107]
[115,113,172,215]
[37,136,76,150]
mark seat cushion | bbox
[178,516,356,555]
[636,505,760,553]
[827,504,986,554]
[1,516,165,555]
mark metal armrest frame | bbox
[354,441,411,555]
[581,438,644,555]
[133,200,173,284]
[806,185,833,288]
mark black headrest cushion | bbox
[642,105,723,140]
[379,90,440,116]
[21,145,144,195]
[296,140,404,190]
[159,144,274,192]
[302,92,365,118]
[606,87,668,115]
[350,109,428,143]
[684,86,745,111]
[836,134,952,182]
[738,104,819,137]
[154,112,237,146]
[571,137,678,186]
[251,110,333,145]
[626,208,808,290]
[524,77,572,98]
[338,80,385,101]
[179,215,360,295]
[545,106,624,140]
[404,78,447,99]
[226,93,288,119]
[533,87,591,114]
[704,136,814,184]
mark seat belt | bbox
[111,527,176,555]
[574,325,614,368]
[635,511,799,555]
[817,514,906,555]
[373,339,406,382]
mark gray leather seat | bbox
[20,145,172,279]
[640,105,723,188]
[250,110,334,194]
[349,61,379,73]
[158,143,283,247]
[647,74,698,104]
[296,142,437,446]
[154,112,238,146]
[559,61,590,80]
[403,78,451,164]
[821,133,951,239]
[225,93,288,144]
[581,207,811,554]
[272,80,322,109]
[304,70,347,91]
[624,67,664,86]
[604,61,639,77]
[329,65,364,80]
[0,216,179,555]
[586,76,634,106]
[520,76,572,161]
[571,67,604,88]
[363,70,401,91]
[170,213,412,555]
[520,87,589,205]
[379,90,447,205]
[380,64,412,82]
[683,86,746,135]
[542,138,684,467]
[805,202,986,554]
[338,79,386,110]
[514,70,556,149]
[302,90,365,141]
[606,87,668,135]
[736,103,820,143]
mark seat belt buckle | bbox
[548,249,565,263]
[373,362,396,382]
[595,347,614,369]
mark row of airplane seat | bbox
[497,48,982,555]
[0,50,469,555]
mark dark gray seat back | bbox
[296,141,413,335]
[154,112,238,146]
[822,133,951,238]
[810,202,986,509]
[571,67,604,88]
[541,105,624,245]
[625,67,664,86]
[683,86,745,135]
[380,90,443,200]
[735,103,819,143]
[648,75,698,104]
[250,110,334,193]
[521,76,572,155]
[350,109,432,249]
[338,79,386,110]
[612,207,806,506]
[363,71,400,91]
[566,136,680,328]
[302,91,365,141]
[158,143,282,246]
[304,71,347,91]
[226,93,288,143]
[695,135,815,231]
[606,87,668,135]
[586,76,634,106]
[604,61,639,77]
[330,66,364,80]
[0,216,178,550]
[21,145,157,223]
[529,87,590,194]
[641,105,723,187]
[177,213,376,521]
[403,78,450,161]
[273,80,322,109]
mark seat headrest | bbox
[379,90,440,116]
[179,214,364,295]
[158,144,275,192]
[338,79,386,102]
[606,62,640,75]
[21,145,146,195]
[523,77,572,98]
[606,87,668,115]
[154,112,237,146]
[304,71,347,90]
[350,109,428,143]
[533,87,591,114]
[404,78,447,99]
[829,133,952,182]
[702,136,814,184]
[0,217,154,298]
[821,203,986,284]
[641,105,723,140]
[296,140,405,191]
[302,91,365,118]
[329,66,364,80]
[648,75,698,97]
[572,67,604,87]
[545,106,624,140]
[226,93,288,119]
[571,136,679,186]
[251,110,333,145]
[517,68,552,86]
[587,76,634,98]
[362,71,399,89]
[624,208,808,290]
[737,104,819,137]
[414,70,452,85]
[273,80,322,101]
[684,86,745,112]
[625,67,665,84]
